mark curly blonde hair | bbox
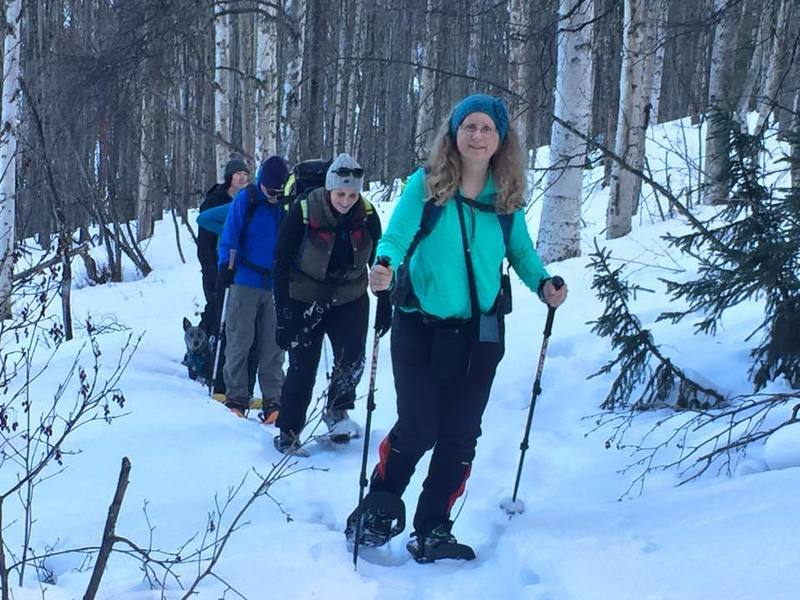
[424,115,526,214]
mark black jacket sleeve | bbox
[273,201,306,313]
[367,206,383,266]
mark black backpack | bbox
[291,158,332,199]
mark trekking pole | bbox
[503,276,564,515]
[209,254,236,397]
[209,286,230,397]
[352,257,390,569]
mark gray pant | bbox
[223,284,285,403]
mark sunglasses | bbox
[333,167,364,178]
[265,188,284,197]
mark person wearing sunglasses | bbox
[272,153,390,455]
[349,94,567,562]
[213,155,291,419]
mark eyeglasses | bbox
[459,123,497,137]
[333,167,364,178]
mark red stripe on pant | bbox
[375,436,392,481]
[446,463,473,513]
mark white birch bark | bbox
[415,0,441,157]
[537,0,594,262]
[737,4,772,130]
[282,0,305,161]
[0,0,21,319]
[755,0,791,132]
[791,90,800,191]
[605,0,654,239]
[137,94,155,242]
[256,4,279,158]
[466,1,480,80]
[649,0,669,125]
[241,12,256,161]
[508,0,530,164]
[214,11,232,175]
[702,0,738,205]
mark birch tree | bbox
[0,0,22,319]
[537,0,594,262]
[214,10,232,175]
[256,4,279,158]
[415,0,442,158]
[282,0,306,162]
[137,93,156,242]
[508,0,531,165]
[606,0,654,240]
[702,0,738,205]
[737,3,772,129]
[755,0,792,132]
[648,0,669,125]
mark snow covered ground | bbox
[4,118,800,599]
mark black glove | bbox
[218,266,235,289]
[275,306,300,351]
[375,293,393,338]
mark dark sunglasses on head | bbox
[333,167,364,178]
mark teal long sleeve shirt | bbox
[376,168,550,320]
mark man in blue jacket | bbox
[217,156,290,416]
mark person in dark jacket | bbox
[197,157,249,336]
[272,154,390,456]
[217,156,290,416]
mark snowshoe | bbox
[345,491,406,547]
[273,432,310,458]
[406,522,475,563]
[323,408,361,444]
[259,399,280,425]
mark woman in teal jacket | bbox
[347,94,567,562]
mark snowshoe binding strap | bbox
[345,491,406,547]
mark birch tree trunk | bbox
[791,90,800,191]
[755,0,791,132]
[415,0,442,158]
[214,10,232,175]
[508,0,531,165]
[702,0,738,205]
[0,0,21,319]
[256,3,279,158]
[240,10,256,160]
[537,0,594,263]
[737,3,772,130]
[649,0,669,125]
[282,0,306,162]
[137,93,155,242]
[606,0,655,239]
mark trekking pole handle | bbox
[376,255,390,268]
[543,276,564,336]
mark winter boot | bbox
[406,521,475,563]
[225,397,250,418]
[259,398,281,425]
[345,491,406,547]
[273,432,310,458]
[322,408,361,443]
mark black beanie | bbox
[223,158,249,187]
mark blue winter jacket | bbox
[217,185,284,290]
[196,202,229,236]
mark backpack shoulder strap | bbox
[497,213,513,247]
[238,185,260,249]
[399,198,441,266]
[361,197,374,216]
[300,197,309,224]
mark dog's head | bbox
[183,317,209,354]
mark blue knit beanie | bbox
[257,156,290,190]
[449,94,510,142]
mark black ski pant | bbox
[276,293,369,436]
[369,310,504,536]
